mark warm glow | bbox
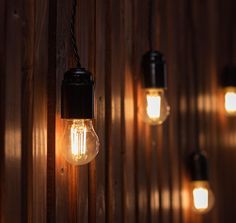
[62,119,99,165]
[191,181,214,213]
[225,91,236,115]
[143,89,170,125]
[193,187,208,210]
[146,94,161,119]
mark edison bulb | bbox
[191,181,214,213]
[143,88,170,125]
[224,87,236,115]
[62,119,99,165]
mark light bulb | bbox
[144,88,170,125]
[224,87,236,115]
[191,181,214,213]
[61,119,99,165]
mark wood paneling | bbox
[1,0,236,222]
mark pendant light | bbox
[61,0,99,165]
[221,66,236,116]
[188,150,215,213]
[141,0,170,125]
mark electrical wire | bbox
[187,0,201,152]
[148,0,153,50]
[70,0,81,67]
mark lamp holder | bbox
[221,65,236,87]
[142,50,167,89]
[188,150,209,181]
[61,68,94,119]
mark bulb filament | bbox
[146,94,161,119]
[70,121,87,160]
[225,91,236,114]
[193,187,209,210]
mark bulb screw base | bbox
[189,151,209,181]
[142,50,167,89]
[61,67,94,119]
[221,65,236,87]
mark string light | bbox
[61,0,99,165]
[221,66,236,116]
[141,51,170,125]
[189,151,215,213]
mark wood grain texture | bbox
[94,0,106,222]
[31,0,49,222]
[3,0,22,222]
[21,0,34,221]
[1,0,236,222]
[0,0,6,222]
[48,0,56,221]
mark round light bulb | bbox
[191,181,215,214]
[143,88,170,125]
[61,119,99,165]
[224,87,236,116]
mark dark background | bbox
[0,0,236,222]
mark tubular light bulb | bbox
[224,87,236,115]
[62,119,99,165]
[144,88,170,125]
[191,181,214,213]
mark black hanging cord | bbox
[148,0,153,50]
[70,0,81,67]
[187,1,200,152]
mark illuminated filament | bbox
[225,91,236,113]
[146,95,161,119]
[193,187,209,210]
[70,125,87,157]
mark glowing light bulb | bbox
[224,87,236,115]
[62,119,99,165]
[193,187,208,209]
[191,181,214,213]
[144,88,170,125]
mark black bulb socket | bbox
[61,67,94,119]
[189,150,209,181]
[142,50,167,89]
[221,65,236,88]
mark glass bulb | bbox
[224,87,236,116]
[143,88,170,125]
[61,119,99,165]
[191,181,215,214]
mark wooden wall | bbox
[0,0,236,222]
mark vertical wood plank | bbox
[21,0,34,221]
[107,0,125,221]
[47,0,56,221]
[31,0,49,222]
[164,0,182,222]
[0,0,6,222]
[94,0,107,221]
[123,0,136,222]
[104,0,112,222]
[177,0,193,222]
[3,0,22,222]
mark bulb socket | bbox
[142,50,167,89]
[189,151,209,181]
[61,67,94,119]
[221,65,236,87]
